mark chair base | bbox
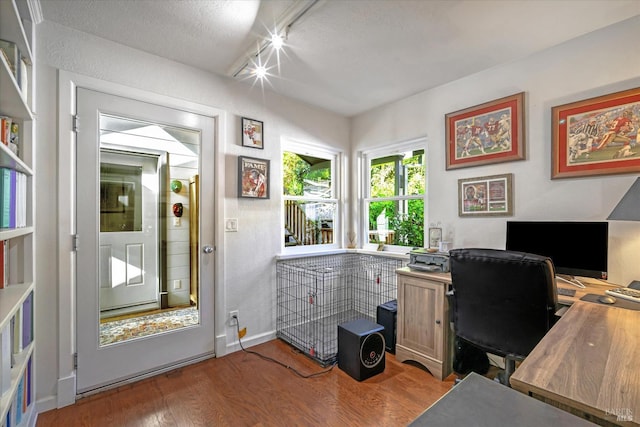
[494,357,517,387]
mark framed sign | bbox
[241,117,264,149]
[458,173,513,217]
[552,87,640,179]
[238,156,270,199]
[446,92,525,170]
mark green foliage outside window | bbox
[368,150,425,247]
[283,151,331,196]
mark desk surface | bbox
[410,372,593,426]
[398,267,618,305]
[510,301,640,426]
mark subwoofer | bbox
[337,318,385,381]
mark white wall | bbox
[34,12,640,411]
[34,21,349,408]
[351,15,640,287]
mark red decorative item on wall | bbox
[173,203,183,217]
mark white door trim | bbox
[54,71,228,409]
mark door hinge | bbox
[72,115,79,132]
[73,353,78,369]
[72,234,79,251]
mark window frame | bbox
[281,139,343,254]
[361,138,427,252]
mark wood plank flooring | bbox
[37,339,457,426]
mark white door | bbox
[76,88,215,394]
[99,151,159,312]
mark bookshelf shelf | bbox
[0,343,33,424]
[0,283,33,334]
[0,228,32,242]
[0,0,35,425]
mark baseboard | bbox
[225,329,276,354]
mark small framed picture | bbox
[241,117,264,149]
[428,227,442,249]
[445,92,525,170]
[458,173,513,217]
[551,87,640,179]
[238,156,269,199]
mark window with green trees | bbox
[283,145,339,249]
[365,143,425,247]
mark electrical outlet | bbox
[229,310,239,324]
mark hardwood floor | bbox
[37,339,457,426]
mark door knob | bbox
[202,245,214,254]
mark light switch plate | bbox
[225,218,238,232]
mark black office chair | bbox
[449,248,559,386]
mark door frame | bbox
[56,71,227,407]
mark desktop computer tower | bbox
[376,299,397,353]
[337,318,386,381]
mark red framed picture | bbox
[446,92,525,170]
[552,87,640,179]
[238,156,269,199]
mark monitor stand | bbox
[556,275,586,289]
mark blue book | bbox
[15,376,23,424]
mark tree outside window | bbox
[365,145,425,248]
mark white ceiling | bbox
[39,0,640,117]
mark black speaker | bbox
[376,299,397,353]
[337,318,385,381]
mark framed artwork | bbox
[241,117,264,149]
[458,173,513,217]
[428,227,442,249]
[446,92,525,170]
[551,87,640,179]
[238,156,270,199]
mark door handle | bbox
[202,245,214,254]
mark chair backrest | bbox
[449,248,558,359]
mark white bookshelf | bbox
[0,0,35,425]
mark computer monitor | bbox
[505,221,608,280]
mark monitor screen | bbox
[505,221,608,280]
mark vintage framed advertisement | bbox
[238,156,270,199]
[241,117,264,149]
[458,173,513,217]
[552,87,640,179]
[446,92,525,170]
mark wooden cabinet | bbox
[395,268,453,381]
[0,0,36,425]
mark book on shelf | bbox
[21,292,32,346]
[0,168,27,230]
[0,116,11,146]
[0,39,19,78]
[0,324,11,393]
[0,240,5,289]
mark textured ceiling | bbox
[40,0,640,116]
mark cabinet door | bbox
[398,275,444,360]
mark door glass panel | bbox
[98,114,200,346]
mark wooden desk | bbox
[555,276,619,305]
[511,301,640,426]
[410,372,593,426]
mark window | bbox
[363,139,425,248]
[283,141,340,251]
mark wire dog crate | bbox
[276,253,405,366]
